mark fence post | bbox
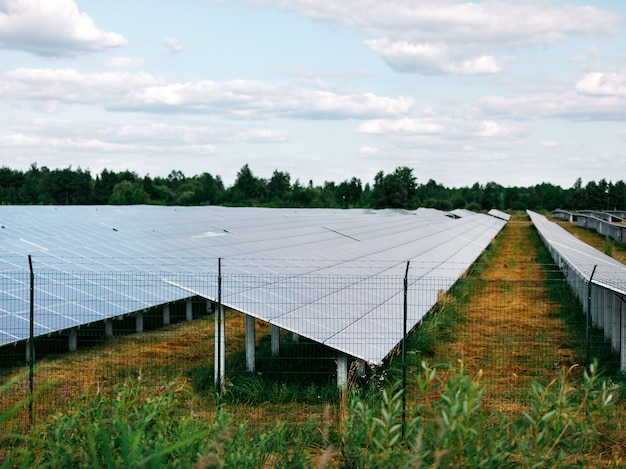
[28,255,34,426]
[215,258,225,391]
[402,261,410,439]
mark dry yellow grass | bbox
[435,216,583,414]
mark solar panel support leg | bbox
[337,354,348,390]
[246,315,255,372]
[214,304,225,387]
[271,325,280,356]
[105,318,113,336]
[69,328,77,352]
[136,312,144,334]
[163,304,171,326]
[186,298,193,321]
[621,302,626,373]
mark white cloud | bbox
[358,146,379,155]
[6,118,224,146]
[262,1,619,75]
[357,117,524,139]
[365,39,501,75]
[540,140,559,148]
[0,118,218,177]
[0,0,127,57]
[475,84,626,121]
[0,68,414,119]
[576,72,626,96]
[163,36,183,54]
[357,117,444,134]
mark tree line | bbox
[1,163,624,211]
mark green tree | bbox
[195,172,224,205]
[0,166,25,204]
[228,164,266,205]
[481,181,504,210]
[336,177,363,207]
[372,167,417,209]
[94,169,139,204]
[109,181,148,205]
[267,170,291,205]
[40,166,93,204]
[610,180,626,210]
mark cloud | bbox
[262,0,620,75]
[163,36,183,54]
[476,89,626,121]
[6,118,224,146]
[576,72,626,96]
[0,68,414,119]
[358,146,379,155]
[0,0,127,57]
[357,117,525,139]
[0,118,218,176]
[365,39,501,75]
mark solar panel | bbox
[527,210,626,293]
[1,206,506,366]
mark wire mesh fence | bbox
[1,267,623,435]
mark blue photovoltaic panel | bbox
[1,205,506,364]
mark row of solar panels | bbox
[528,210,626,294]
[1,205,506,364]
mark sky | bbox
[1,0,625,189]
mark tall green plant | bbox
[340,361,619,468]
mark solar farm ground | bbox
[2,210,626,464]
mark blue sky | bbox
[1,0,625,189]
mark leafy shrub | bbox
[5,378,207,468]
[340,360,618,468]
[1,361,619,468]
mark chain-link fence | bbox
[1,267,623,435]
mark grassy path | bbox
[429,215,582,413]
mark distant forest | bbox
[1,163,624,212]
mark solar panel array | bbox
[1,205,507,364]
[527,210,626,294]
[529,210,626,371]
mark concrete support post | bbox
[136,311,144,334]
[105,318,113,336]
[186,298,193,321]
[69,328,78,352]
[337,354,348,390]
[214,305,226,387]
[622,304,626,373]
[245,315,255,373]
[271,325,280,356]
[610,293,619,352]
[163,304,171,326]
